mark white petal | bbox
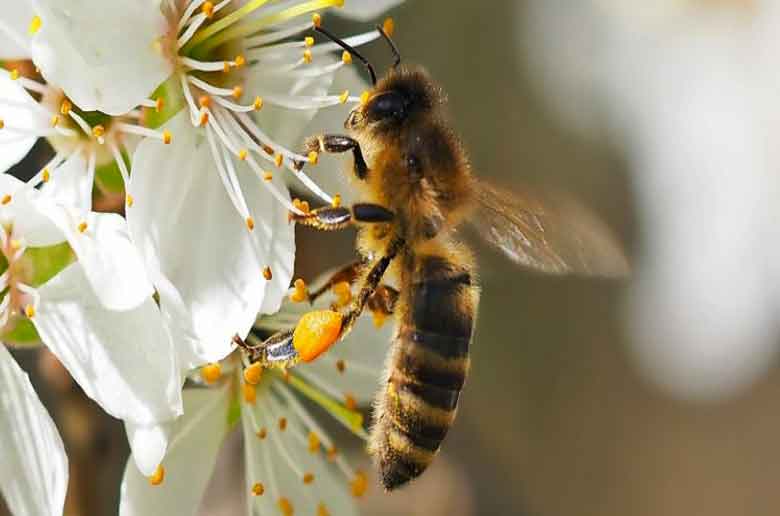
[0,345,68,516]
[31,0,172,115]
[120,386,232,516]
[40,151,92,211]
[0,174,65,247]
[125,420,174,477]
[0,0,34,59]
[32,263,183,425]
[0,74,48,173]
[128,112,295,369]
[338,0,404,20]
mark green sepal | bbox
[3,318,41,347]
[25,242,75,287]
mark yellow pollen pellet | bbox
[303,49,313,64]
[42,168,50,182]
[383,17,395,36]
[28,15,42,35]
[202,1,214,17]
[263,171,273,182]
[24,304,35,319]
[360,91,370,105]
[278,498,293,516]
[308,150,319,165]
[317,503,331,516]
[290,278,308,303]
[312,13,322,28]
[336,359,346,374]
[350,471,368,498]
[262,266,273,280]
[162,129,172,145]
[331,194,342,208]
[234,54,246,67]
[1,195,11,205]
[10,69,19,81]
[199,111,209,127]
[274,153,284,168]
[155,97,164,113]
[243,362,263,385]
[60,99,72,115]
[149,465,165,486]
[50,115,59,127]
[342,51,352,64]
[238,149,248,161]
[308,432,320,453]
[92,125,105,138]
[278,417,287,431]
[246,217,255,231]
[257,427,267,439]
[198,95,212,109]
[303,472,315,484]
[201,363,221,384]
[243,382,257,404]
[344,393,357,410]
[251,482,265,496]
[304,36,315,48]
[232,85,243,99]
[126,194,134,207]
[77,221,88,233]
[253,96,264,111]
[339,90,349,104]
[292,310,343,362]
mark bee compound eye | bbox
[368,92,406,122]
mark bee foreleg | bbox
[306,134,369,179]
[291,203,394,231]
[236,329,300,369]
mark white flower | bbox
[524,0,780,400]
[119,282,393,516]
[0,345,68,516]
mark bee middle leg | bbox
[305,134,369,179]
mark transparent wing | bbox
[469,181,629,277]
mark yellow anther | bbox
[243,382,257,404]
[198,111,209,127]
[198,95,212,109]
[10,69,19,81]
[238,149,248,161]
[312,13,322,28]
[278,417,287,431]
[339,90,349,104]
[304,36,315,48]
[155,97,164,113]
[303,472,315,484]
[50,115,59,127]
[292,310,343,362]
[246,217,255,231]
[24,304,35,319]
[253,96,264,111]
[201,363,221,384]
[318,503,331,516]
[331,194,342,208]
[332,281,352,307]
[336,359,346,374]
[149,465,165,486]
[372,309,388,328]
[60,99,72,115]
[126,194,134,208]
[326,445,338,462]
[234,54,246,68]
[308,431,321,453]
[202,1,215,17]
[383,17,395,37]
[278,498,294,516]
[342,51,352,64]
[350,471,368,498]
[1,195,11,205]
[307,150,319,165]
[292,198,310,214]
[232,85,243,99]
[262,266,273,280]
[42,168,50,183]
[77,221,88,233]
[9,239,21,251]
[0,119,4,130]
[162,129,172,145]
[92,125,105,138]
[223,61,231,74]
[274,153,284,168]
[251,482,265,496]
[290,278,308,303]
[344,393,357,410]
[263,171,273,182]
[243,362,263,385]
[360,90,370,105]
[28,15,42,35]
[303,49,313,64]
[256,427,268,439]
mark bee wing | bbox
[469,181,630,277]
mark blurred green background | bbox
[6,1,780,515]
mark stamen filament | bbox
[108,141,131,187]
[180,56,234,72]
[187,75,235,97]
[115,122,171,143]
[243,21,313,48]
[181,0,272,53]
[67,110,94,139]
[205,124,251,220]
[178,0,207,30]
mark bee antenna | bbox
[314,25,377,86]
[376,24,401,69]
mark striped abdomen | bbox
[370,252,478,490]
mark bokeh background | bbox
[7,1,780,515]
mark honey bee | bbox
[239,21,628,491]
